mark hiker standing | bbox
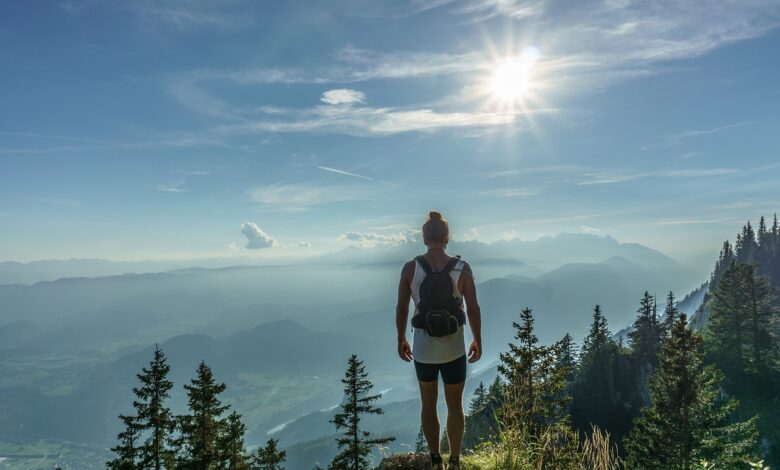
[396,211,482,470]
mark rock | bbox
[376,452,431,469]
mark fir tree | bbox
[177,361,230,470]
[571,305,640,446]
[625,314,758,470]
[328,354,394,470]
[252,438,286,470]
[556,333,577,383]
[706,262,777,378]
[414,425,427,453]
[107,414,142,470]
[662,291,680,336]
[628,291,663,369]
[221,411,250,470]
[440,428,449,454]
[497,308,569,433]
[135,345,175,470]
[469,381,487,414]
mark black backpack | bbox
[411,255,466,337]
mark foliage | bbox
[252,438,286,470]
[328,354,395,470]
[625,314,759,470]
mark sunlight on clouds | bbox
[240,222,275,249]
[321,89,366,105]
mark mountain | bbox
[0,319,400,444]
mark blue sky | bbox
[1,0,779,271]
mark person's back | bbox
[396,211,482,470]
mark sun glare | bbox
[484,46,540,111]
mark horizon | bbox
[2,1,779,272]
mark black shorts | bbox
[414,355,467,384]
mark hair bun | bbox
[428,210,442,220]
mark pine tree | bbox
[177,361,230,470]
[571,305,640,446]
[221,411,250,470]
[135,345,175,470]
[706,262,777,378]
[625,314,758,470]
[662,291,680,336]
[556,333,577,383]
[628,292,663,369]
[328,355,394,470]
[469,381,487,414]
[107,414,142,470]
[440,428,449,454]
[414,426,427,453]
[252,438,286,470]
[497,308,569,433]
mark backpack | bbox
[411,255,466,337]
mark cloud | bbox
[240,222,275,249]
[215,106,521,137]
[155,180,189,192]
[479,188,538,198]
[321,89,366,105]
[577,167,739,185]
[641,121,755,150]
[247,183,365,211]
[500,230,520,241]
[579,225,601,235]
[341,229,420,246]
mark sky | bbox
[1,0,779,271]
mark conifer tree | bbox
[440,428,449,454]
[662,291,680,336]
[706,262,777,378]
[469,381,487,414]
[177,361,230,470]
[414,426,427,453]
[571,305,640,445]
[498,308,569,433]
[108,414,142,470]
[252,438,286,470]
[556,333,577,383]
[135,345,175,470]
[328,354,394,470]
[625,314,758,470]
[628,292,663,369]
[221,411,250,470]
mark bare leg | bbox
[418,380,440,455]
[443,381,465,457]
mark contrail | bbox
[317,165,394,185]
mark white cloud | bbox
[240,222,275,249]
[321,89,366,105]
[341,229,420,246]
[458,227,481,241]
[579,225,602,235]
[247,183,365,211]
[500,230,520,241]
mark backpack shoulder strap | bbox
[414,255,433,275]
[443,255,461,274]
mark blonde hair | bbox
[422,210,449,245]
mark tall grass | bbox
[461,425,621,470]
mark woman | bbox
[396,211,482,470]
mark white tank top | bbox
[410,256,467,364]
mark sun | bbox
[490,60,531,101]
[484,46,541,110]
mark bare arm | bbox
[395,261,415,361]
[460,262,482,362]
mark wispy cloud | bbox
[155,180,189,193]
[32,196,82,207]
[320,89,366,105]
[341,229,420,246]
[641,121,755,150]
[317,165,393,185]
[247,183,368,211]
[479,188,538,198]
[577,167,739,185]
